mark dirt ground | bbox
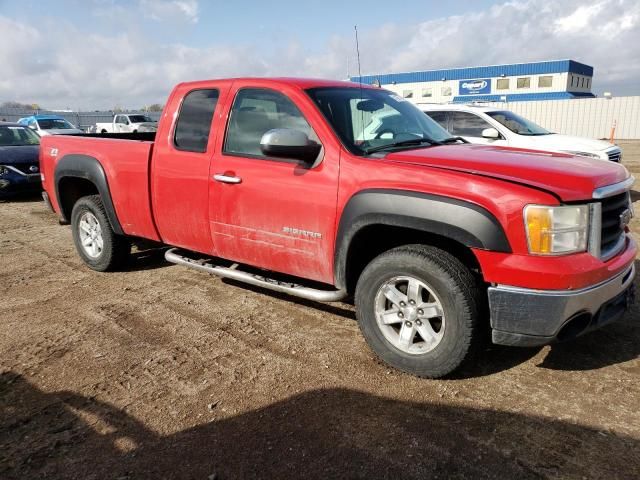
[1,142,640,480]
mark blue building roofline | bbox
[351,60,593,85]
[451,91,595,103]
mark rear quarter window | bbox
[174,89,220,153]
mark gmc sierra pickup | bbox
[40,78,636,378]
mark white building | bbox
[351,60,595,103]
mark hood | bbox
[41,129,84,136]
[525,133,614,154]
[0,145,40,165]
[385,144,629,201]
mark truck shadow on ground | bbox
[629,189,640,203]
[2,372,638,480]
[124,245,171,272]
[0,191,42,203]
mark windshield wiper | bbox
[364,138,441,154]
[440,136,469,144]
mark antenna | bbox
[354,25,362,83]
[354,25,365,145]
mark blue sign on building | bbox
[459,78,491,95]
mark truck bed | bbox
[40,133,160,241]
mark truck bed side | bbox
[40,135,161,241]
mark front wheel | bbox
[355,245,483,378]
[71,195,130,271]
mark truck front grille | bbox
[599,192,630,259]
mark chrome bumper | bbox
[489,263,636,347]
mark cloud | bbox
[0,0,638,109]
[139,0,199,23]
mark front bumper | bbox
[0,165,41,196]
[489,262,636,347]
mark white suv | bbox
[418,103,622,162]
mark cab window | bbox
[224,88,318,159]
[424,111,449,131]
[449,112,493,137]
[174,89,219,153]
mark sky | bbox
[0,0,639,109]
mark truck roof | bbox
[176,77,375,91]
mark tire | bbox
[71,195,130,272]
[355,244,482,378]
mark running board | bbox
[165,248,347,303]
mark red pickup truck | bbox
[40,78,636,378]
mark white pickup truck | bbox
[95,114,158,134]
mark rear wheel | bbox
[355,244,482,378]
[71,195,130,271]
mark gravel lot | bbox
[1,141,639,479]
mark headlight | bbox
[0,166,9,177]
[564,150,602,160]
[524,205,589,255]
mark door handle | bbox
[213,174,242,184]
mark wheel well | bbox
[343,224,483,294]
[57,177,99,221]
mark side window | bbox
[425,111,449,131]
[174,89,219,153]
[224,88,318,159]
[449,112,493,137]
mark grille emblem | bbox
[620,209,632,229]
[29,165,39,173]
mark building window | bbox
[402,90,414,99]
[538,76,553,88]
[442,86,452,96]
[421,88,432,98]
[581,77,585,88]
[586,78,590,89]
[497,78,510,90]
[517,77,530,89]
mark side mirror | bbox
[482,127,500,139]
[260,129,321,163]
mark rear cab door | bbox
[208,80,341,284]
[151,80,233,254]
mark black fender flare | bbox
[54,154,124,235]
[334,189,511,289]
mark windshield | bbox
[486,110,551,136]
[38,118,75,130]
[128,115,155,123]
[0,126,40,146]
[306,87,452,155]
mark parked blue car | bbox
[17,114,83,136]
[0,123,42,197]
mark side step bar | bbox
[165,248,347,303]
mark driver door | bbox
[209,84,339,284]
